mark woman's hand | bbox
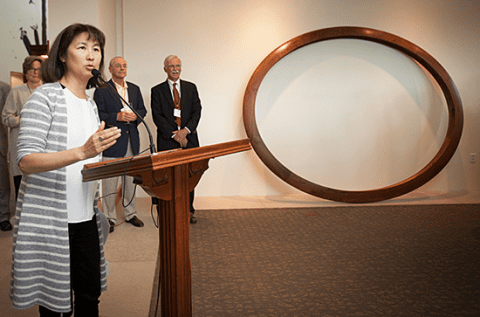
[79,121,121,160]
[19,121,121,175]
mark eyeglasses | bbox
[28,68,41,72]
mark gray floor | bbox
[186,204,479,316]
[1,194,479,316]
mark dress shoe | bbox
[190,214,197,224]
[109,220,115,233]
[127,216,144,227]
[0,220,12,231]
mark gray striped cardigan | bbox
[10,82,108,313]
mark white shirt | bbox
[167,79,181,99]
[114,80,130,111]
[64,88,101,223]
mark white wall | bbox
[256,39,448,191]
[121,0,480,199]
[47,0,118,76]
[3,0,480,201]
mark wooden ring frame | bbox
[243,27,463,203]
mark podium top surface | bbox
[82,138,251,182]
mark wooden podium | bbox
[82,139,251,317]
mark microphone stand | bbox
[92,69,157,154]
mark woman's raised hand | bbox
[81,121,121,160]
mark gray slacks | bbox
[101,139,136,224]
[0,153,10,222]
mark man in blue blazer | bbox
[94,56,147,232]
[151,55,202,223]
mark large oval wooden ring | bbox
[243,27,463,203]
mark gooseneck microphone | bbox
[91,69,156,154]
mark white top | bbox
[64,88,101,223]
[167,79,181,98]
[114,80,130,111]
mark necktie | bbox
[173,83,181,127]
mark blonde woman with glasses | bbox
[2,56,43,202]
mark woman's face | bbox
[62,32,102,82]
[25,61,42,85]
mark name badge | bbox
[174,109,181,117]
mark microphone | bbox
[92,69,156,154]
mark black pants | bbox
[190,189,195,215]
[39,216,101,316]
[13,175,21,200]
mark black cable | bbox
[114,147,160,228]
[121,148,149,209]
[151,203,159,228]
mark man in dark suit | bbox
[94,56,147,232]
[151,55,202,223]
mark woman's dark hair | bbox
[42,23,106,88]
[22,56,43,75]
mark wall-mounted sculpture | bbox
[20,0,48,56]
[243,27,463,203]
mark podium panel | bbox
[82,139,251,317]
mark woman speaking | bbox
[9,23,121,316]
